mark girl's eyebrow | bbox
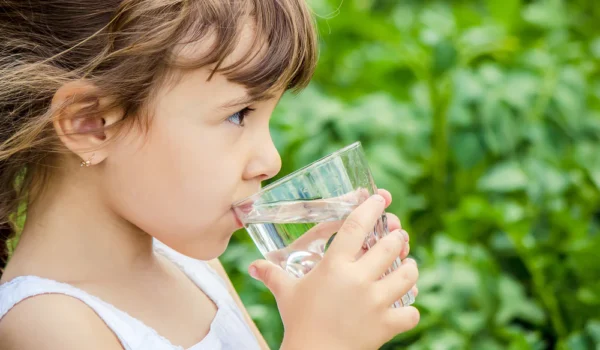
[218,93,274,110]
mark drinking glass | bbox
[233,142,415,307]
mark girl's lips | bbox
[232,200,254,228]
[231,208,245,228]
[234,201,254,215]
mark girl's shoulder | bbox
[0,290,123,350]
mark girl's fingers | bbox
[384,212,402,232]
[383,306,421,335]
[376,258,419,306]
[358,230,407,278]
[377,188,392,208]
[327,195,386,261]
[400,242,410,260]
[289,220,343,251]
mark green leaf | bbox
[564,332,592,350]
[410,330,466,350]
[524,159,569,196]
[419,4,456,45]
[496,276,546,326]
[498,201,527,224]
[574,142,600,190]
[502,73,539,112]
[591,37,600,59]
[522,0,567,29]
[487,0,522,30]
[478,162,528,192]
[587,320,600,344]
[368,142,423,179]
[432,40,458,75]
[452,311,487,335]
[454,69,484,103]
[481,99,518,156]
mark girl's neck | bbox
[4,167,158,283]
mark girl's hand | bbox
[249,191,419,350]
[265,189,413,268]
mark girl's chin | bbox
[161,228,236,261]
[183,239,231,261]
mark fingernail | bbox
[412,308,421,324]
[402,243,410,257]
[392,230,404,240]
[372,194,384,202]
[248,265,258,279]
[401,230,409,242]
[405,258,417,265]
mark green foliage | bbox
[222,0,600,349]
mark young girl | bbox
[0,1,420,349]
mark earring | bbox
[80,153,95,167]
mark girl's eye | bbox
[227,107,254,127]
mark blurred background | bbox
[221,0,600,349]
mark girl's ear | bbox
[51,80,124,166]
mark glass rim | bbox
[232,141,363,207]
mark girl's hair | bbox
[0,0,317,275]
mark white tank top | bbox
[0,240,262,350]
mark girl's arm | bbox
[207,258,271,350]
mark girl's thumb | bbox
[249,260,292,297]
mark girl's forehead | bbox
[166,21,269,100]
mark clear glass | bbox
[233,142,415,307]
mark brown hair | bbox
[0,0,318,275]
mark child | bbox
[0,1,419,349]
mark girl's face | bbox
[101,43,283,260]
